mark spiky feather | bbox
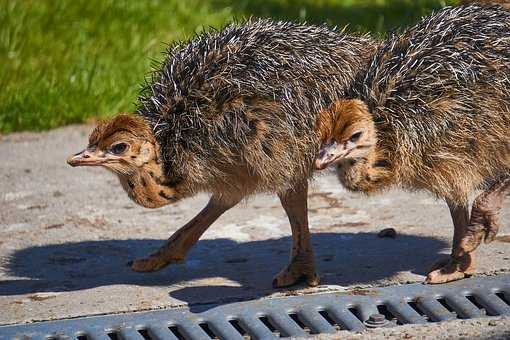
[137,19,376,197]
[346,5,510,204]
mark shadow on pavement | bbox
[1,232,449,311]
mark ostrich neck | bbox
[118,159,178,209]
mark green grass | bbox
[0,0,458,133]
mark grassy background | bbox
[0,0,458,133]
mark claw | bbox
[130,255,175,272]
[272,253,320,288]
[425,254,475,284]
[425,268,468,284]
[272,270,320,288]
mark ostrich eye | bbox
[349,131,363,143]
[110,142,128,155]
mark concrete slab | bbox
[317,317,510,340]
[0,125,509,326]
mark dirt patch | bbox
[332,222,369,228]
[44,223,65,230]
[26,204,48,210]
[309,192,343,209]
[350,288,377,296]
[66,215,109,230]
[28,293,58,301]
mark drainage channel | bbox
[2,275,510,340]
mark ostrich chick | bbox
[315,5,510,284]
[68,19,376,288]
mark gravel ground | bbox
[315,317,510,339]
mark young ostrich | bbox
[315,5,510,284]
[67,19,376,287]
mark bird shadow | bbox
[211,0,455,35]
[0,232,449,311]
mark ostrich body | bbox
[68,19,376,287]
[315,5,510,283]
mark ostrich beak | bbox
[67,148,105,167]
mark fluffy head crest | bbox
[89,114,154,146]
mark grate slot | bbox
[415,298,455,322]
[318,310,342,330]
[347,306,362,322]
[477,293,510,316]
[496,292,510,305]
[238,315,277,339]
[465,295,488,315]
[77,335,88,340]
[268,311,307,337]
[107,331,120,340]
[168,325,187,340]
[137,328,152,340]
[147,325,178,340]
[326,305,365,331]
[377,304,400,325]
[436,298,457,315]
[407,301,430,322]
[83,330,113,340]
[258,316,280,338]
[119,328,148,340]
[198,322,218,339]
[288,313,310,333]
[229,319,249,338]
[298,309,337,334]
[205,319,245,340]
[174,319,211,340]
[443,295,484,319]
[356,303,380,322]
[385,302,426,325]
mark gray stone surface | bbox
[316,317,510,340]
[1,125,509,332]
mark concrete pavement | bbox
[1,125,509,333]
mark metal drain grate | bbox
[2,275,510,340]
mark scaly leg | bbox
[460,177,510,253]
[426,201,476,284]
[130,195,240,272]
[273,182,320,288]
